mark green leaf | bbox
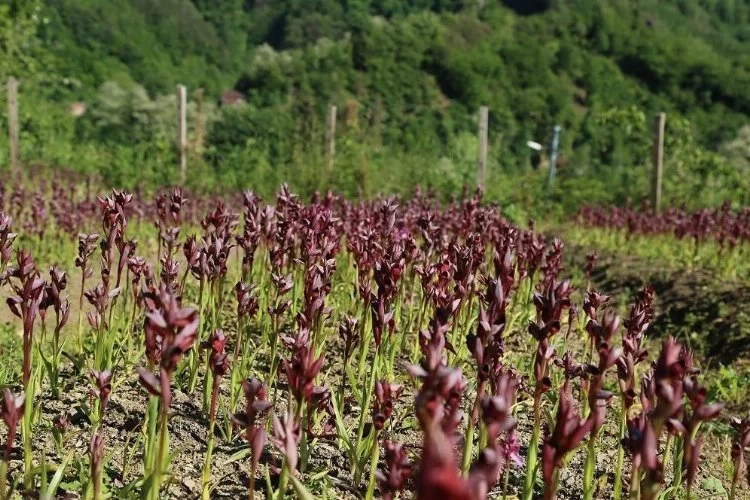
[44,450,74,499]
[331,399,354,452]
[658,485,679,499]
[309,469,330,482]
[40,451,48,493]
[59,480,82,491]
[356,426,374,458]
[264,466,274,499]
[346,365,358,391]
[223,447,251,465]
[289,473,316,500]
[701,476,728,499]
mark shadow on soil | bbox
[567,247,750,365]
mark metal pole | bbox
[547,125,561,189]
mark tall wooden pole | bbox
[177,84,187,185]
[546,125,561,190]
[651,112,666,212]
[477,105,488,191]
[7,77,19,175]
[326,104,337,175]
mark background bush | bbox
[1,0,749,219]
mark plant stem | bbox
[583,428,599,500]
[234,316,244,360]
[22,378,33,491]
[92,432,103,500]
[144,395,158,472]
[353,346,379,483]
[249,460,257,500]
[77,268,86,352]
[523,391,542,500]
[501,462,511,500]
[543,466,560,500]
[276,458,289,500]
[201,419,215,500]
[152,404,169,500]
[202,381,220,499]
[613,405,627,500]
[299,402,309,474]
[365,429,380,500]
[202,352,213,414]
[410,300,427,363]
[51,318,60,398]
[188,279,206,392]
[0,459,7,500]
[477,416,489,450]
[462,379,484,474]
[356,307,371,382]
[336,369,347,432]
[629,463,640,500]
[461,421,476,475]
[267,318,280,389]
[730,456,742,500]
[669,434,683,499]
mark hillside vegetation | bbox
[2,0,750,215]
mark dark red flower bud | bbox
[372,381,402,430]
[376,441,412,500]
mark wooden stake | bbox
[477,106,489,191]
[7,77,19,175]
[546,125,562,190]
[651,112,666,212]
[177,84,187,185]
[326,104,337,175]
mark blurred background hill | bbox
[3,0,750,217]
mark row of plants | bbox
[576,203,750,247]
[569,203,750,279]
[0,180,746,498]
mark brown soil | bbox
[567,245,750,366]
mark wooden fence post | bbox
[546,125,561,190]
[326,104,337,176]
[177,84,187,185]
[651,112,666,212]
[477,105,489,191]
[7,77,19,175]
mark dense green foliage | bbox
[1,0,750,216]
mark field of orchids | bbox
[570,203,750,280]
[0,179,748,500]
